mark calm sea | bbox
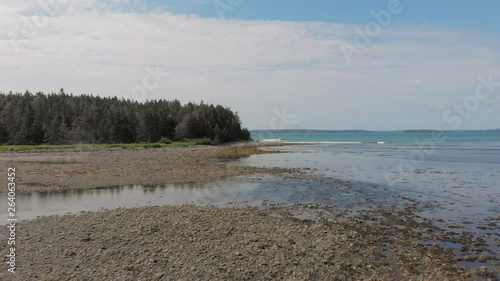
[251,130,500,146]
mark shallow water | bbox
[240,144,500,232]
[244,143,500,263]
[0,175,399,222]
[0,180,255,221]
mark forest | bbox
[0,90,251,145]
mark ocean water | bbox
[251,130,500,146]
[251,130,500,165]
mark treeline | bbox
[0,90,251,145]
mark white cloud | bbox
[0,1,499,130]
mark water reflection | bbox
[1,176,403,222]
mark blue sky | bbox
[157,0,500,33]
[1,0,499,130]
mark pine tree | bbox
[0,120,7,144]
[0,91,251,145]
[44,114,63,144]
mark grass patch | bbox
[0,140,200,151]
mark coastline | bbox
[1,142,498,280]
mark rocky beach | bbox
[0,144,498,280]
[0,144,299,194]
[1,204,496,281]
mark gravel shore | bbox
[0,144,301,194]
[1,144,498,280]
[1,205,494,281]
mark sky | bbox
[1,0,500,130]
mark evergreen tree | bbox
[0,120,7,144]
[0,91,251,145]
